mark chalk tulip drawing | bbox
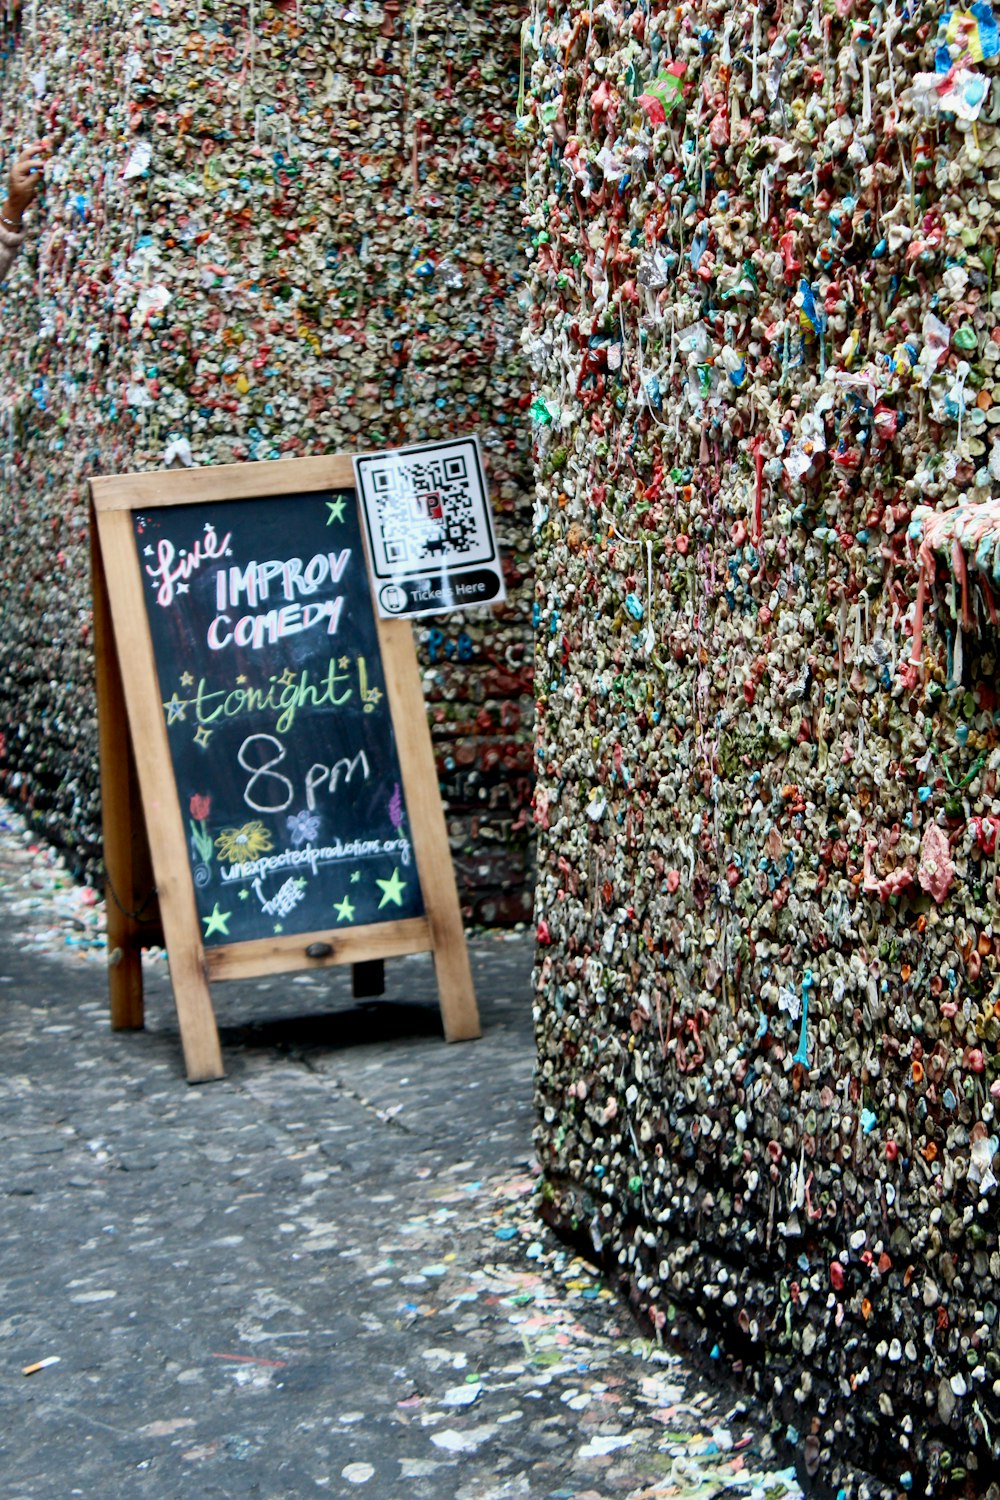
[188,793,215,887]
[136,491,423,945]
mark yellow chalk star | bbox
[202,904,231,938]
[279,668,296,687]
[180,671,194,687]
[376,867,406,908]
[194,726,213,748]
[326,496,347,524]
[163,693,187,723]
[334,894,356,923]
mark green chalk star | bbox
[376,867,406,908]
[202,904,231,938]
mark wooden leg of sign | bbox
[91,509,145,1032]
[379,621,480,1042]
[352,960,385,999]
[426,899,480,1042]
[93,504,225,1085]
[170,945,225,1083]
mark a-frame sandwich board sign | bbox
[89,453,480,1082]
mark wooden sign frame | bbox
[89,454,480,1082]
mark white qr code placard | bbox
[353,436,506,619]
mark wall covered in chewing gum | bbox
[525,0,1000,1492]
[0,0,534,925]
[3,0,1000,1487]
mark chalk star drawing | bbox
[163,692,187,723]
[238,889,250,900]
[273,923,283,934]
[376,868,406,908]
[176,581,189,594]
[279,668,296,687]
[236,674,247,684]
[144,544,154,557]
[339,656,350,670]
[194,726,213,748]
[334,894,355,923]
[364,686,383,706]
[351,870,361,883]
[202,904,231,938]
[326,496,347,524]
[180,671,194,687]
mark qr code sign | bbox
[357,439,496,580]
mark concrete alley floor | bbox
[0,800,835,1500]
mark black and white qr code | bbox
[359,440,496,579]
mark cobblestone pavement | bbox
[0,802,844,1500]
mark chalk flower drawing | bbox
[287,809,321,848]
[388,782,403,831]
[215,821,274,863]
[188,793,214,866]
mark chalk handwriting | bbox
[239,732,371,814]
[215,550,352,610]
[251,875,306,918]
[190,658,354,737]
[218,836,413,884]
[207,596,344,650]
[145,523,232,608]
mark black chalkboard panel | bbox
[133,489,425,948]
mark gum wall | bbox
[0,0,533,924]
[524,0,1000,1492]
